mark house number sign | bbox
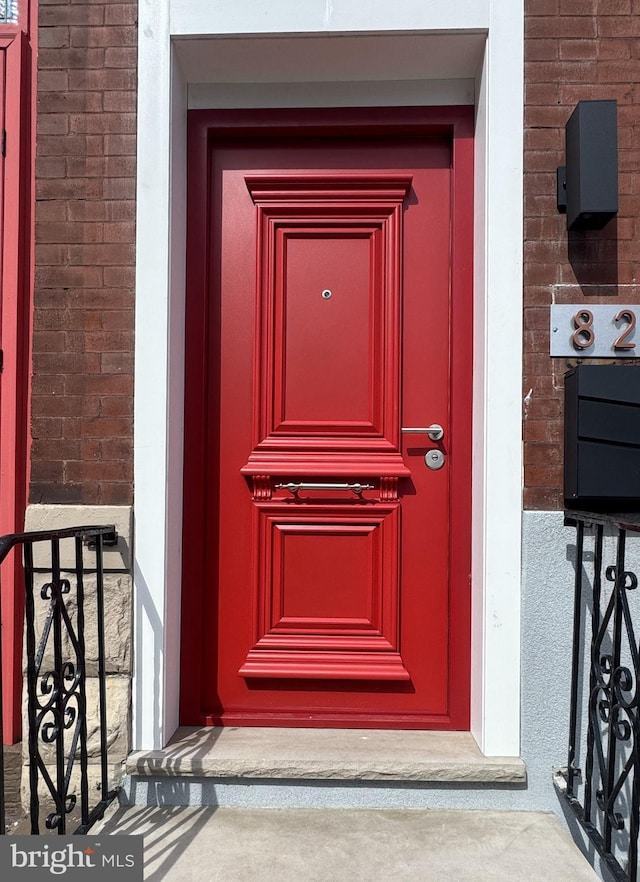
[550,304,640,358]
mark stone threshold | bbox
[126,726,526,784]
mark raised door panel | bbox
[242,174,411,478]
[239,502,408,680]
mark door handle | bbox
[401,424,444,442]
[275,481,374,497]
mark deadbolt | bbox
[425,449,445,470]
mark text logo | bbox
[0,836,143,880]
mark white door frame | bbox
[133,0,524,756]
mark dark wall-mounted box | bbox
[565,100,618,231]
[565,365,640,510]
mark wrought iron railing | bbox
[0,525,121,834]
[561,511,640,882]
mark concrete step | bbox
[97,806,600,882]
[122,726,528,812]
[126,726,526,786]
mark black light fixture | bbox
[557,99,618,231]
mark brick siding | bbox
[524,0,640,509]
[31,2,639,510]
[32,1,136,504]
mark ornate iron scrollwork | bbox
[563,514,640,882]
[0,524,120,835]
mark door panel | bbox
[186,127,471,729]
[239,503,408,681]
[243,173,410,466]
[281,234,371,424]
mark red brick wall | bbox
[524,0,640,509]
[31,2,640,509]
[32,1,136,504]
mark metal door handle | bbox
[401,424,444,441]
[275,482,374,497]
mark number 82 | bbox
[572,309,636,352]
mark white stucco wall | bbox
[134,0,525,755]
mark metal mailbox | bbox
[564,365,640,510]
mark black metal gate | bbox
[0,525,121,834]
[561,512,640,882]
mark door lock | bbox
[425,449,445,470]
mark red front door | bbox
[1,26,34,743]
[182,111,472,729]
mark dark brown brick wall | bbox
[32,1,136,504]
[524,0,640,510]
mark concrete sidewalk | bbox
[98,806,600,881]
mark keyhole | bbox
[321,289,332,300]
